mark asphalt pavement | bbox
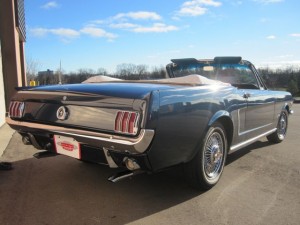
[0,105,300,225]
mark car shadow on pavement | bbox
[0,153,202,225]
[226,140,271,166]
[0,131,293,225]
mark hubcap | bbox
[204,131,224,179]
[277,113,287,139]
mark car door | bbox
[241,65,275,139]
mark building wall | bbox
[0,41,5,126]
[0,0,26,111]
[14,26,24,86]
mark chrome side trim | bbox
[230,128,276,153]
[6,117,155,154]
[238,123,273,136]
[238,108,241,135]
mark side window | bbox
[215,65,260,89]
[234,66,259,89]
[216,68,238,84]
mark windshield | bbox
[171,62,260,89]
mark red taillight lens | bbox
[115,111,139,135]
[121,112,130,133]
[8,101,25,118]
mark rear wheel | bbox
[267,109,288,143]
[184,122,227,190]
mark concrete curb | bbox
[0,122,15,157]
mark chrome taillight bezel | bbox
[115,111,140,135]
[8,101,25,118]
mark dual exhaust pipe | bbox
[108,157,142,182]
[22,133,142,182]
[22,133,43,150]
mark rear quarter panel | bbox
[146,85,238,171]
[146,86,292,171]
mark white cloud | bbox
[132,23,179,33]
[177,0,222,17]
[108,19,179,34]
[278,54,294,59]
[257,54,300,69]
[200,0,222,6]
[183,0,221,7]
[179,6,208,16]
[30,27,80,38]
[258,60,300,70]
[86,11,179,35]
[30,28,48,37]
[89,20,105,25]
[31,26,117,41]
[30,9,177,41]
[80,27,117,39]
[110,23,139,29]
[41,1,59,9]
[266,35,276,39]
[114,11,162,20]
[49,28,80,38]
[290,33,300,37]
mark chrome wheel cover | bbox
[277,112,287,139]
[204,130,224,180]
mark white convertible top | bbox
[82,75,122,83]
[82,74,229,86]
[148,75,229,85]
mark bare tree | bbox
[115,63,137,77]
[150,66,167,79]
[26,57,41,84]
[136,64,148,79]
[97,67,108,75]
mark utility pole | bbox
[59,60,62,84]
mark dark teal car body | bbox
[6,57,293,190]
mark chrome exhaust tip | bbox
[108,170,134,183]
[123,157,140,171]
[22,135,31,145]
[108,170,144,183]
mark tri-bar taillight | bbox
[115,111,140,135]
[8,101,25,118]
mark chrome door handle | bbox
[243,93,251,98]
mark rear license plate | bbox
[54,135,81,159]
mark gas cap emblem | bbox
[56,106,69,120]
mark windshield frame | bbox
[166,59,267,90]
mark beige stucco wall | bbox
[0,0,27,110]
[0,41,6,126]
[14,28,23,87]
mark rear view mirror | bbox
[203,66,214,72]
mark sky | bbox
[25,0,300,73]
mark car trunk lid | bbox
[9,82,176,135]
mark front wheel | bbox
[267,109,288,143]
[184,122,228,190]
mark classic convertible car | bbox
[6,57,293,190]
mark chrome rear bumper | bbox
[6,117,154,154]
